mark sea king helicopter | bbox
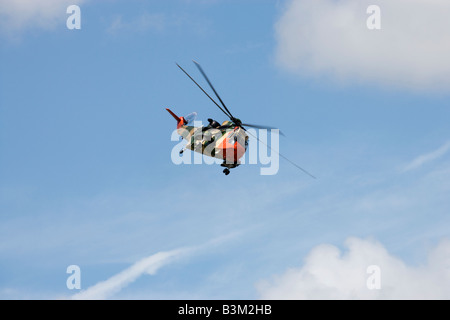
[166,61,315,178]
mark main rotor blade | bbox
[241,123,285,136]
[176,63,231,119]
[246,130,316,179]
[192,60,234,119]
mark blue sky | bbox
[1,0,450,299]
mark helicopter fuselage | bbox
[177,120,248,166]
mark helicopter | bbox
[167,61,316,178]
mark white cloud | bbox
[0,0,86,35]
[257,237,450,299]
[275,0,450,91]
[72,247,190,300]
[401,141,450,172]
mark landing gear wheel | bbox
[223,168,230,175]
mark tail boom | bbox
[166,108,186,129]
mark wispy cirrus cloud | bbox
[106,12,166,35]
[72,247,190,300]
[70,232,240,300]
[105,11,211,37]
[401,141,450,173]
